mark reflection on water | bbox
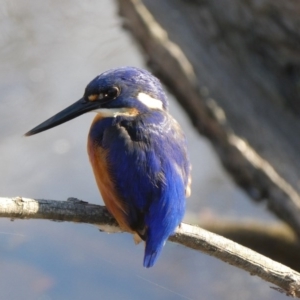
[0,0,284,299]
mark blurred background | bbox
[0,0,286,299]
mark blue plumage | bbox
[25,66,191,268]
[90,111,188,267]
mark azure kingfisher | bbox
[25,67,191,268]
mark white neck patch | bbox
[93,108,138,118]
[137,92,163,110]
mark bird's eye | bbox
[97,86,120,101]
[106,86,120,99]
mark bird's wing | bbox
[89,112,190,234]
[107,112,189,226]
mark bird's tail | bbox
[143,232,167,268]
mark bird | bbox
[25,66,191,268]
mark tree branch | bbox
[1,197,300,297]
[199,220,300,272]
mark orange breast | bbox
[87,115,132,232]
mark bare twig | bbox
[0,196,118,229]
[0,196,300,297]
[199,220,300,272]
[170,224,300,297]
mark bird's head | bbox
[25,67,168,136]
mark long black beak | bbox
[25,98,98,136]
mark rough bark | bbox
[1,196,300,297]
[117,0,300,236]
[200,220,300,272]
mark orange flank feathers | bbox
[87,115,132,232]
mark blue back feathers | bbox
[88,67,190,267]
